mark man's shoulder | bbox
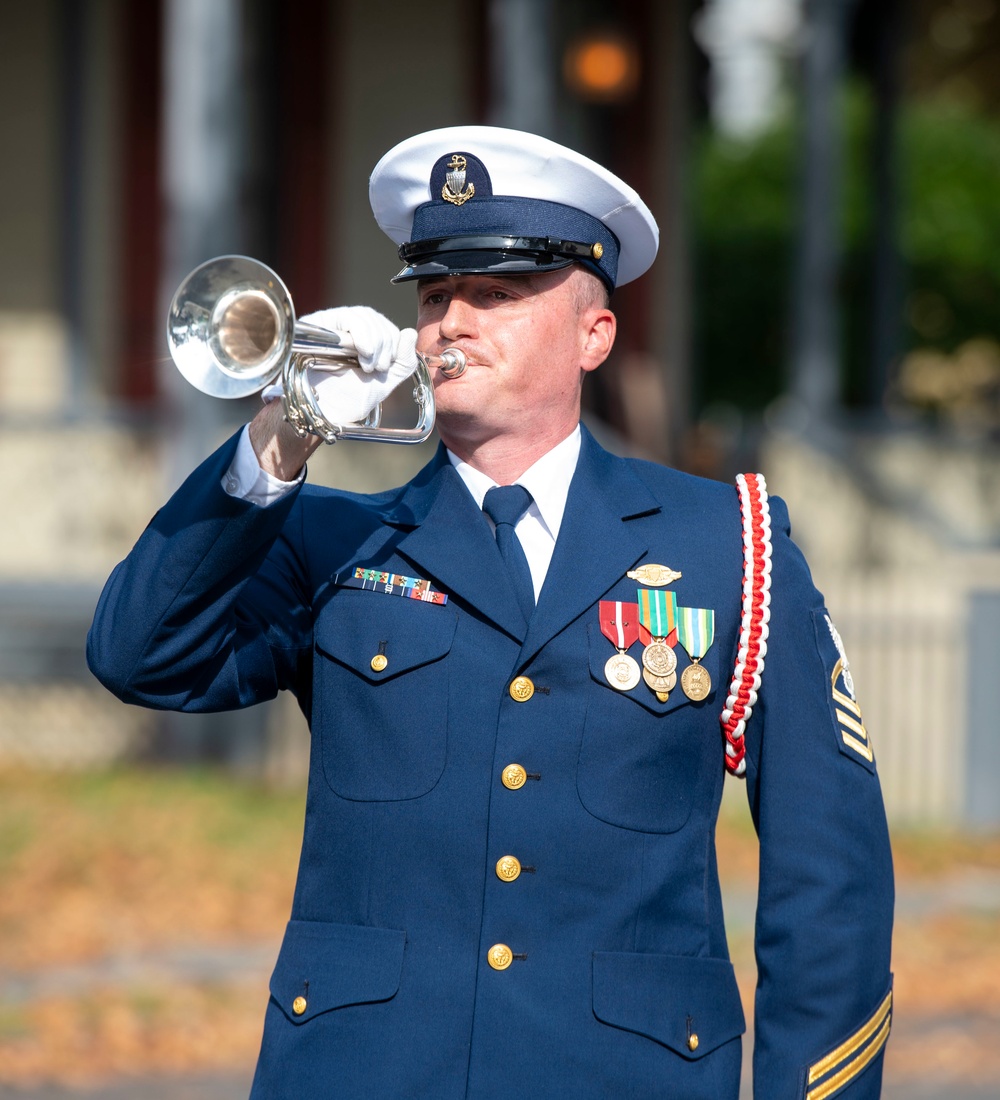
[591,439,790,534]
[293,442,449,517]
[293,479,413,521]
[625,455,732,497]
[598,446,740,517]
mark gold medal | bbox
[675,606,715,701]
[642,667,677,695]
[641,639,677,678]
[636,590,678,702]
[627,564,682,587]
[605,651,641,691]
[680,660,712,701]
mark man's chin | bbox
[433,386,483,420]
[434,402,502,449]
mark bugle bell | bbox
[166,255,466,445]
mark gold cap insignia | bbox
[442,154,475,206]
[627,563,682,586]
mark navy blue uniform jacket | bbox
[88,426,894,1099]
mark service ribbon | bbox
[637,588,677,639]
[335,567,448,604]
[675,606,715,661]
[599,601,640,651]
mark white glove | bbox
[262,306,418,425]
[301,306,416,375]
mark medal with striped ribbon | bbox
[599,601,641,691]
[676,606,715,701]
[637,589,678,700]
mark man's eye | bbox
[489,290,510,301]
[422,293,446,307]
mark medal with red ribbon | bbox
[599,600,641,691]
[637,589,679,700]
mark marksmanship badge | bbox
[627,563,682,587]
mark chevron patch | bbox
[805,990,892,1100]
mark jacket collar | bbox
[383,426,662,650]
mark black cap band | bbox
[394,234,613,290]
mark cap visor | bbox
[391,250,577,284]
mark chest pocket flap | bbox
[314,591,458,801]
[593,951,745,1058]
[270,919,405,1025]
[315,590,458,683]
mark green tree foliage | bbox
[899,99,1000,350]
[690,89,1000,415]
[691,121,796,414]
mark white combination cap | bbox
[369,125,659,292]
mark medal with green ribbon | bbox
[637,589,678,699]
[676,606,715,701]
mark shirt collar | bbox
[447,424,582,542]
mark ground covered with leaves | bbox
[0,769,299,1086]
[0,768,998,1090]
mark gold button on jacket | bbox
[502,763,527,789]
[292,996,307,1016]
[487,944,513,971]
[496,855,521,881]
[509,675,534,702]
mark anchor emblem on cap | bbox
[442,154,475,206]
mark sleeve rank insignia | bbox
[824,613,873,765]
[805,989,892,1100]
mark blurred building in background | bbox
[1,0,999,827]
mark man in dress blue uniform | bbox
[88,126,894,1098]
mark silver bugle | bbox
[167,255,465,444]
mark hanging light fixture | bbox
[563,29,640,104]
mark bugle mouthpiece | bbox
[419,347,467,379]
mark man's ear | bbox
[580,308,616,373]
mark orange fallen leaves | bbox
[0,983,264,1088]
[1,769,999,1088]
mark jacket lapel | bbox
[385,447,529,641]
[519,427,661,667]
[381,430,662,651]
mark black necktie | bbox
[483,485,535,624]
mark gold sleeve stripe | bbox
[840,730,874,762]
[835,710,868,740]
[806,1016,891,1100]
[806,991,892,1099]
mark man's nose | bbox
[438,296,478,342]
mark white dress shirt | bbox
[223,425,307,507]
[222,423,582,600]
[446,426,580,602]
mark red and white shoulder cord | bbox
[720,473,772,777]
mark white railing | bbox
[821,572,964,824]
